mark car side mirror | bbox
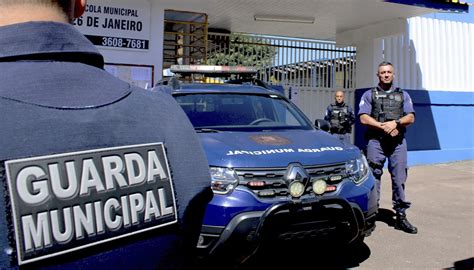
[315,119,330,132]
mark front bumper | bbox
[197,197,376,256]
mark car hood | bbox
[198,130,361,168]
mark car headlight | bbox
[345,154,370,184]
[209,167,239,194]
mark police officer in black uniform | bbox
[324,90,355,143]
[358,61,417,234]
[0,1,212,269]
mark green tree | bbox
[207,33,277,69]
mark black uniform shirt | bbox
[0,22,212,269]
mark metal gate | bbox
[207,33,356,89]
[207,32,357,123]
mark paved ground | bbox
[237,160,474,270]
[360,160,474,270]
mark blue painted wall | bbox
[354,88,474,166]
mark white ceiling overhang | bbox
[159,0,461,41]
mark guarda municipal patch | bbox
[4,143,177,265]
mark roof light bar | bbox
[170,65,258,75]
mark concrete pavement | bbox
[360,160,474,269]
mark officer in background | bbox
[324,90,355,143]
[0,1,212,269]
[358,61,417,234]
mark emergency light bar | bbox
[170,65,258,76]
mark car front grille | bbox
[235,163,347,198]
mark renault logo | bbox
[284,163,309,198]
[284,163,309,184]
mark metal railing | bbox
[207,32,357,89]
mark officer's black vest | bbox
[371,87,404,122]
[365,87,406,141]
[329,103,351,134]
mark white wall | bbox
[405,17,473,91]
[336,18,405,89]
[348,17,473,92]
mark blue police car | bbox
[160,65,378,262]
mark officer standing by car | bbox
[0,1,212,269]
[324,90,355,143]
[358,61,417,234]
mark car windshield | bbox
[174,93,313,131]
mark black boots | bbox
[395,213,418,234]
